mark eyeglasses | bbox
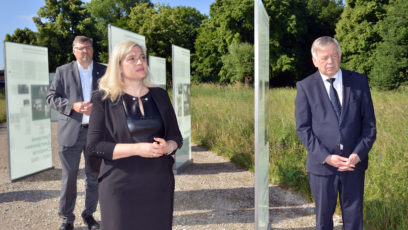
[74,46,93,51]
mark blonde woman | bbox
[87,41,182,230]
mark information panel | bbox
[4,42,52,181]
[108,24,146,55]
[49,73,59,122]
[254,1,270,229]
[148,55,166,89]
[172,45,192,171]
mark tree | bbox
[127,3,206,85]
[264,0,343,85]
[305,0,344,73]
[371,0,408,90]
[33,0,99,71]
[307,0,344,35]
[220,42,254,84]
[193,0,254,83]
[86,0,151,22]
[193,0,343,85]
[85,0,153,63]
[264,0,309,85]
[5,27,38,45]
[335,0,389,77]
[192,19,222,82]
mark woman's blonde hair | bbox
[98,40,154,102]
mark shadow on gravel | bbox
[175,187,315,210]
[191,145,208,152]
[73,227,90,230]
[179,162,246,175]
[271,227,342,230]
[0,190,85,203]
[12,168,86,182]
[271,228,315,230]
[173,205,315,226]
[175,187,254,211]
[174,208,255,225]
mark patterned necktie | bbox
[327,78,341,119]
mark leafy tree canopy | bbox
[127,3,206,85]
[33,0,99,71]
[220,42,254,84]
[193,0,343,85]
[371,0,408,90]
[85,0,153,62]
[335,0,389,77]
[5,27,38,45]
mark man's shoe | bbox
[59,223,74,230]
[82,214,100,230]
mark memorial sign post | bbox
[4,42,53,181]
[254,1,271,229]
[172,45,192,172]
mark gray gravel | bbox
[0,122,342,229]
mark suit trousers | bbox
[309,170,365,230]
[58,127,99,223]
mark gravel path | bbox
[0,122,342,229]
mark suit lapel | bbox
[72,62,84,101]
[340,69,351,125]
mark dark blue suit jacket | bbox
[295,69,376,175]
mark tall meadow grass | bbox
[191,83,408,229]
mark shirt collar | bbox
[320,69,342,83]
[77,61,93,72]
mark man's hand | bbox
[325,153,361,171]
[338,153,360,171]
[72,101,93,115]
[325,154,348,168]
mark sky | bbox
[0,0,215,70]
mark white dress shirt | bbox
[320,69,343,106]
[77,61,93,124]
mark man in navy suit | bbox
[295,36,376,230]
[47,36,106,230]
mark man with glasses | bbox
[47,35,106,230]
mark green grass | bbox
[191,83,408,230]
[363,89,408,229]
[0,88,6,122]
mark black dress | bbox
[99,92,175,230]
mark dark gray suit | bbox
[295,69,376,229]
[47,61,106,224]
